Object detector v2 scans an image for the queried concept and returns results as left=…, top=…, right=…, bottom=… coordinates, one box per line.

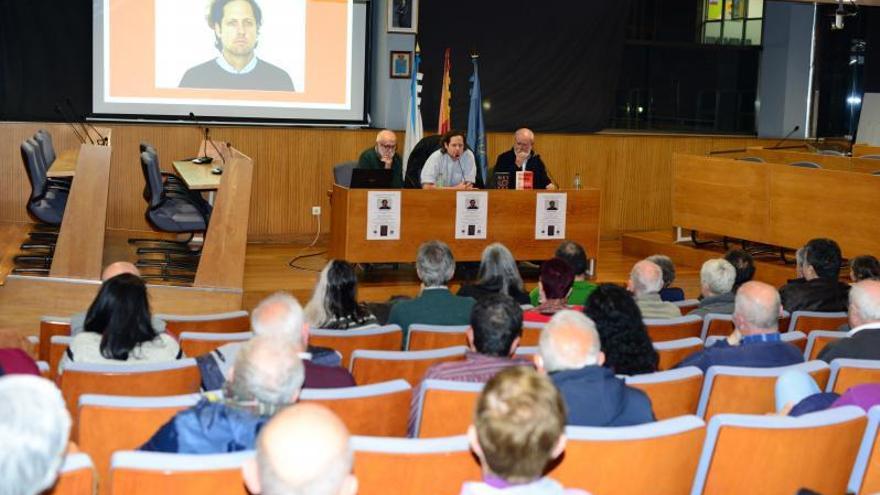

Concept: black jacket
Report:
left=457, top=279, right=531, bottom=305
left=779, top=277, right=850, bottom=313
left=550, top=366, right=655, bottom=427
left=493, top=149, right=552, bottom=189
left=818, top=327, right=880, bottom=362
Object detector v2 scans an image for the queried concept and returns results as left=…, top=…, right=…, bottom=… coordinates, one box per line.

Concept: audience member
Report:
left=793, top=247, right=806, bottom=281
left=59, top=273, right=180, bottom=374
left=199, top=292, right=354, bottom=390
left=536, top=310, right=654, bottom=427
left=819, top=280, right=880, bottom=362
left=776, top=370, right=880, bottom=417
left=0, top=348, right=40, bottom=376
left=676, top=281, right=803, bottom=371
left=462, top=366, right=588, bottom=495
left=584, top=284, right=658, bottom=375
left=779, top=238, right=849, bottom=312
left=0, top=375, right=72, bottom=494
left=491, top=128, right=557, bottom=190
left=304, top=260, right=378, bottom=330
left=410, top=294, right=530, bottom=435
left=688, top=258, right=737, bottom=317
left=628, top=260, right=681, bottom=319
left=458, top=243, right=530, bottom=305
left=420, top=130, right=477, bottom=189
left=388, top=240, right=475, bottom=341
left=529, top=241, right=597, bottom=307
left=525, top=258, right=578, bottom=323
left=242, top=403, right=357, bottom=495
left=724, top=249, right=755, bottom=292
left=850, top=255, right=880, bottom=283
left=70, top=261, right=167, bottom=335
left=357, top=129, right=403, bottom=188
left=142, top=335, right=304, bottom=453
left=647, top=254, right=685, bottom=302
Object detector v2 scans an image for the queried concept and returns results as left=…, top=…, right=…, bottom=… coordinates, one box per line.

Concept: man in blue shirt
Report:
left=676, top=281, right=804, bottom=371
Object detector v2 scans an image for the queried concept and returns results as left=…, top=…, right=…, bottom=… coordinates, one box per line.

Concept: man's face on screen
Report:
left=214, top=0, right=259, bottom=61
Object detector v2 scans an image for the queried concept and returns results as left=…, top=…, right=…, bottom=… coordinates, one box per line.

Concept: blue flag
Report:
left=467, top=57, right=487, bottom=186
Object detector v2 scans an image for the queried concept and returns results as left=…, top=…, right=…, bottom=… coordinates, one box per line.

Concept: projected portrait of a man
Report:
left=179, top=0, right=295, bottom=91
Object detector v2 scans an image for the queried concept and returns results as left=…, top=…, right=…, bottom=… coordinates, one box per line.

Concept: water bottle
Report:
left=437, top=170, right=445, bottom=188
left=573, top=172, right=582, bottom=190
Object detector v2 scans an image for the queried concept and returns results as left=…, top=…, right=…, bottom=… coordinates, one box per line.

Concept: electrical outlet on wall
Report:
left=312, top=206, right=321, bottom=216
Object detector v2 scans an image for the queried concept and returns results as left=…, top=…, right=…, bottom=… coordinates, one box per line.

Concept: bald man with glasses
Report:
left=357, top=129, right=403, bottom=188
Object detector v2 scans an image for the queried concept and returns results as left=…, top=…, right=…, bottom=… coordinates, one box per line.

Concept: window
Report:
left=701, top=0, right=764, bottom=46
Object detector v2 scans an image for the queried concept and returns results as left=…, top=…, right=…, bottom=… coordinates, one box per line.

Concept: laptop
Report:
left=350, top=168, right=394, bottom=189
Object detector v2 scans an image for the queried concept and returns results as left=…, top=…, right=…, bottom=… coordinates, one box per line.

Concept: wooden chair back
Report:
left=692, top=406, right=866, bottom=495
left=406, top=325, right=467, bottom=351
left=850, top=405, right=880, bottom=495
left=43, top=453, right=95, bottom=495
left=108, top=451, right=251, bottom=495
left=625, top=367, right=704, bottom=420
left=415, top=380, right=483, bottom=438
left=550, top=416, right=706, bottom=495
left=300, top=380, right=411, bottom=437
left=178, top=331, right=252, bottom=357
left=310, top=325, right=403, bottom=367
left=828, top=358, right=880, bottom=394
left=350, top=346, right=467, bottom=386
left=40, top=316, right=71, bottom=362
left=653, top=338, right=703, bottom=371
left=644, top=315, right=703, bottom=342
left=78, top=393, right=200, bottom=495
left=700, top=314, right=734, bottom=340
left=352, top=435, right=480, bottom=495
left=804, top=330, right=845, bottom=361
left=49, top=335, right=73, bottom=382
left=697, top=361, right=830, bottom=419
left=788, top=310, right=848, bottom=335
left=158, top=311, right=250, bottom=339
left=520, top=322, right=544, bottom=346
left=673, top=298, right=701, bottom=314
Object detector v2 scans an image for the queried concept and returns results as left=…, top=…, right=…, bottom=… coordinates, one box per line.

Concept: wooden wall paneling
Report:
left=853, top=144, right=880, bottom=157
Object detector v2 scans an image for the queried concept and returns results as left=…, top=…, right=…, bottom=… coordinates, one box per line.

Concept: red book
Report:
left=516, top=171, right=534, bottom=190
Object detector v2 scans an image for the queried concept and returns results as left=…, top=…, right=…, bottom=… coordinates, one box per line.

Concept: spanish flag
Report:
left=437, top=48, right=451, bottom=134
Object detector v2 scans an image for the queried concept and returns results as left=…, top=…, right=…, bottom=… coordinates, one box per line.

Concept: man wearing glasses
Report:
left=493, top=128, right=557, bottom=190
left=357, top=129, right=403, bottom=188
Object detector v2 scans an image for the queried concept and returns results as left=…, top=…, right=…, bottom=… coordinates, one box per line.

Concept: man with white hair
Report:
left=676, top=281, right=804, bottom=371
left=689, top=258, right=737, bottom=317
left=142, top=335, right=305, bottom=453
left=627, top=259, right=681, bottom=319
left=492, top=128, right=557, bottom=190
left=0, top=375, right=72, bottom=494
left=243, top=403, right=357, bottom=495
left=197, top=292, right=355, bottom=390
left=819, top=280, right=880, bottom=362
left=535, top=310, right=654, bottom=427
left=388, top=240, right=475, bottom=343
left=357, top=129, right=403, bottom=188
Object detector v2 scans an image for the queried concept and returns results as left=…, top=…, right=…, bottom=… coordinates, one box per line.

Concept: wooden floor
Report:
left=1, top=222, right=809, bottom=334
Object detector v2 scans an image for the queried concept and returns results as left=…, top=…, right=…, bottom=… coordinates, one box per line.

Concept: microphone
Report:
left=55, top=105, right=86, bottom=144
left=769, top=125, right=801, bottom=150
left=66, top=98, right=106, bottom=145
left=189, top=112, right=213, bottom=164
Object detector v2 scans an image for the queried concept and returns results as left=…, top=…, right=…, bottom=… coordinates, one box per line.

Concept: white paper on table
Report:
left=455, top=191, right=488, bottom=239
left=535, top=192, right=567, bottom=240
left=366, top=191, right=402, bottom=240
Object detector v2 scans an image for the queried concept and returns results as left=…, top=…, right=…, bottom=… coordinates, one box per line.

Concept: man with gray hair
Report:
left=198, top=292, right=354, bottom=390
left=535, top=310, right=654, bottom=427
left=243, top=403, right=357, bottom=495
left=142, top=335, right=305, bottom=453
left=357, top=129, right=403, bottom=188
left=689, top=258, right=737, bottom=317
left=628, top=259, right=681, bottom=319
left=388, top=240, right=475, bottom=344
left=676, top=281, right=803, bottom=371
left=0, top=375, right=71, bottom=495
left=819, top=280, right=880, bottom=362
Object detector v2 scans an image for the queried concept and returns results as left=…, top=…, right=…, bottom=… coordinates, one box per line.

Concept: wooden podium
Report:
left=329, top=186, right=601, bottom=264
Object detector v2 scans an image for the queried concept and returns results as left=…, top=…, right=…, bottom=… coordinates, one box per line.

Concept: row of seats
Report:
left=46, top=405, right=880, bottom=495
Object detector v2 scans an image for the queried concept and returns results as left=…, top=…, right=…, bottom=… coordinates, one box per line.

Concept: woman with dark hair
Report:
left=524, top=258, right=578, bottom=323
left=304, top=260, right=378, bottom=329
left=850, top=255, right=880, bottom=283
left=458, top=243, right=530, bottom=305
left=59, top=274, right=180, bottom=373
left=584, top=284, right=658, bottom=375
left=724, top=249, right=755, bottom=292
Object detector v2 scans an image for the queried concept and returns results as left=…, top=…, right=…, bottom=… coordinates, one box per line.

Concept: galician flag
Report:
left=403, top=47, right=423, bottom=176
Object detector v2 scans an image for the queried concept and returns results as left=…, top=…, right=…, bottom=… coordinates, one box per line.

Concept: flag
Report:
left=467, top=55, right=487, bottom=187
left=403, top=48, right=423, bottom=176
left=437, top=48, right=452, bottom=134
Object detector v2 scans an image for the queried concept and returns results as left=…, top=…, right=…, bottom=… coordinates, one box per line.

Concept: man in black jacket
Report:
left=819, top=280, right=880, bottom=362
left=535, top=310, right=654, bottom=427
left=779, top=238, right=849, bottom=312
left=492, top=128, right=557, bottom=190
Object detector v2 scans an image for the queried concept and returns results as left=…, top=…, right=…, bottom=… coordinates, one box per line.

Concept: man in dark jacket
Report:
left=492, top=128, right=556, bottom=190
left=677, top=281, right=804, bottom=371
left=779, top=238, right=849, bottom=312
left=819, top=280, right=880, bottom=362
left=141, top=335, right=304, bottom=453
left=535, top=310, right=654, bottom=427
